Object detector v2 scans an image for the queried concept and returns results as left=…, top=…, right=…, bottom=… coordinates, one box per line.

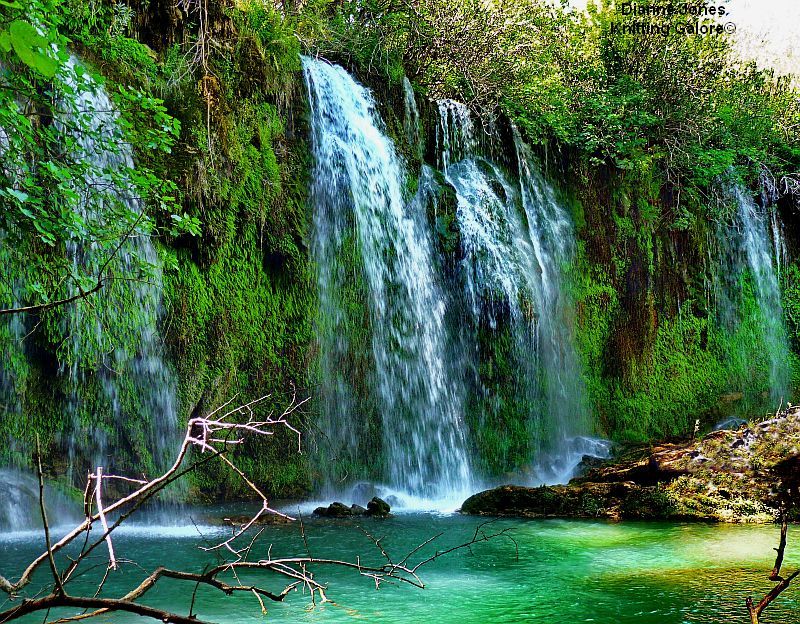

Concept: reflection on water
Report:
left=0, top=514, right=797, bottom=623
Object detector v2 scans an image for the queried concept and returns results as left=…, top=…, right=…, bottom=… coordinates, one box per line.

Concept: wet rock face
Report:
left=313, top=497, right=391, bottom=518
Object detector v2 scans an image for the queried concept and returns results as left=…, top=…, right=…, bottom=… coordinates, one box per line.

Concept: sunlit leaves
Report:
left=0, top=0, right=197, bottom=318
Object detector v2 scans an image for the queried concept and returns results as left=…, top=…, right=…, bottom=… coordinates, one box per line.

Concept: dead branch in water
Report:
left=746, top=508, right=800, bottom=624
left=0, top=393, right=511, bottom=624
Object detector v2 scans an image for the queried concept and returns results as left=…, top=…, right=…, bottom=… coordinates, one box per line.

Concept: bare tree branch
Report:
left=1, top=393, right=507, bottom=624
left=35, top=436, right=64, bottom=596
left=746, top=509, right=800, bottom=623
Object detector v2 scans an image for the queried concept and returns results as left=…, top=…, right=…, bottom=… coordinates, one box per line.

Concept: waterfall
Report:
left=715, top=184, right=791, bottom=403
left=0, top=58, right=181, bottom=528
left=0, top=468, right=80, bottom=534
left=402, top=77, right=423, bottom=159
left=304, top=60, right=605, bottom=498
left=437, top=100, right=479, bottom=171
left=303, top=57, right=473, bottom=504
left=57, top=59, right=180, bottom=486
left=437, top=100, right=601, bottom=484
left=513, top=132, right=599, bottom=481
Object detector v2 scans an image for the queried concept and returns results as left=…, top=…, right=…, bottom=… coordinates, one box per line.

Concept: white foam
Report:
left=288, top=481, right=479, bottom=517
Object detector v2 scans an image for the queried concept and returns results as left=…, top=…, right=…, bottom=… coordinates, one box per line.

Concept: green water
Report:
left=1, top=513, right=798, bottom=623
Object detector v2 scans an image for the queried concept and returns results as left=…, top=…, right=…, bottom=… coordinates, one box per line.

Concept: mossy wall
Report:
left=563, top=162, right=800, bottom=446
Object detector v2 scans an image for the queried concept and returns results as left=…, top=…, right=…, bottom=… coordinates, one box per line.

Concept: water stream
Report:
left=0, top=59, right=181, bottom=529
left=439, top=101, right=600, bottom=484
left=303, top=57, right=473, bottom=504
left=304, top=59, right=606, bottom=502
left=715, top=182, right=791, bottom=404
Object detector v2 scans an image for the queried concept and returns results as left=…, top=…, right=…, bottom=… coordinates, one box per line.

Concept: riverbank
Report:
left=462, top=406, right=800, bottom=523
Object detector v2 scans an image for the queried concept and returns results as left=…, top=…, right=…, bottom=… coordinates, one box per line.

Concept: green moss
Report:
left=163, top=87, right=316, bottom=496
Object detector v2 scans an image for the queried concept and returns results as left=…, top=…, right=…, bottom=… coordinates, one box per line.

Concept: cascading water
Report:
left=402, top=77, right=423, bottom=159
left=0, top=468, right=80, bottom=533
left=513, top=132, right=598, bottom=481
left=0, top=59, right=181, bottom=529
left=303, top=57, right=473, bottom=505
left=58, top=59, right=180, bottom=486
left=438, top=100, right=601, bottom=484
left=715, top=183, right=791, bottom=403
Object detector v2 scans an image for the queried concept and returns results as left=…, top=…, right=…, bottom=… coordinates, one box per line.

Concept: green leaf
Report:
left=7, top=188, right=28, bottom=202
left=8, top=20, right=58, bottom=78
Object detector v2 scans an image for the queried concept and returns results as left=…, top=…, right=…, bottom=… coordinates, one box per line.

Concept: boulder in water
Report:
left=312, top=497, right=391, bottom=518
left=313, top=502, right=353, bottom=517
left=460, top=483, right=674, bottom=520
left=366, top=496, right=391, bottom=517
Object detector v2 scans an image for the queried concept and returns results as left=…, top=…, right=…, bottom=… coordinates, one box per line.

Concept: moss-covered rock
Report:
left=462, top=407, right=800, bottom=523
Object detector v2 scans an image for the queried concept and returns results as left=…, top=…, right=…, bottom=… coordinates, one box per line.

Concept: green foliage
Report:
left=0, top=0, right=192, bottom=317
left=3, top=0, right=800, bottom=500
left=310, top=0, right=798, bottom=224
left=0, top=16, right=59, bottom=77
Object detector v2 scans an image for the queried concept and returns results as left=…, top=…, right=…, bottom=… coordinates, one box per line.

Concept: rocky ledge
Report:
left=462, top=407, right=800, bottom=523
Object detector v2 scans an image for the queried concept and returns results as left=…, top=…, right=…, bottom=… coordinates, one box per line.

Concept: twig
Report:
left=93, top=467, right=117, bottom=571
left=35, top=436, right=64, bottom=596
left=746, top=509, right=800, bottom=623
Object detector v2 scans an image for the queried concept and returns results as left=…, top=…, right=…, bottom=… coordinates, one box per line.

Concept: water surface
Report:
left=1, top=513, right=797, bottom=623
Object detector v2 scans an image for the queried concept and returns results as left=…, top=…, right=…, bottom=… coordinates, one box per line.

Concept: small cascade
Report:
left=0, top=468, right=80, bottom=533
left=303, top=57, right=473, bottom=502
left=736, top=186, right=790, bottom=401
left=437, top=100, right=479, bottom=171
left=0, top=57, right=181, bottom=521
left=714, top=183, right=791, bottom=404
left=513, top=132, right=593, bottom=480
left=770, top=206, right=788, bottom=280
left=57, top=59, right=180, bottom=485
left=402, top=77, right=423, bottom=159
left=437, top=102, right=595, bottom=483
